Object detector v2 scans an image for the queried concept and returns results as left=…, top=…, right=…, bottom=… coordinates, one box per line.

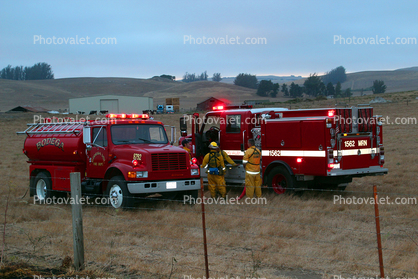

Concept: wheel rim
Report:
left=36, top=179, right=47, bottom=200
left=109, top=184, right=123, bottom=208
left=272, top=174, right=287, bottom=194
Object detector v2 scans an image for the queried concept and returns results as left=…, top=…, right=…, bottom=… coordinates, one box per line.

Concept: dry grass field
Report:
left=0, top=91, right=417, bottom=278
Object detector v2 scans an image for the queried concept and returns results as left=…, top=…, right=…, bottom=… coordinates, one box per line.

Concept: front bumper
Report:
left=327, top=166, right=388, bottom=177
left=127, top=179, right=200, bottom=194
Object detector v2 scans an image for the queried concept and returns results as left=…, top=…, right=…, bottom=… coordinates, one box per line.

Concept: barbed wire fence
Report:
left=1, top=173, right=418, bottom=279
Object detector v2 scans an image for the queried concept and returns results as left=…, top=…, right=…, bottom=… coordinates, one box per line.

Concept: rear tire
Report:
left=33, top=172, right=52, bottom=202
left=106, top=176, right=134, bottom=209
left=267, top=166, right=295, bottom=195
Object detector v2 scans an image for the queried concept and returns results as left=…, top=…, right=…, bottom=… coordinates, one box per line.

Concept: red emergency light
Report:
left=212, top=104, right=253, bottom=111
left=213, top=105, right=224, bottom=110
left=328, top=110, right=335, bottom=117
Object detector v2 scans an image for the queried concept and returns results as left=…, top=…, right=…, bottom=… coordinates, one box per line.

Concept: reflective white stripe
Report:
left=334, top=148, right=379, bottom=157
left=262, top=150, right=325, bottom=157
left=224, top=150, right=245, bottom=156
left=242, top=160, right=248, bottom=163
left=246, top=170, right=260, bottom=175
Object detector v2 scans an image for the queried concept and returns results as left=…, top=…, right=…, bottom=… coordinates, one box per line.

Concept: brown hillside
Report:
left=0, top=77, right=258, bottom=112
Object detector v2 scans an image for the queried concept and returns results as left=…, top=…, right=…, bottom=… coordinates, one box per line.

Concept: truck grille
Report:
left=151, top=153, right=187, bottom=171
left=358, top=108, right=373, bottom=132
left=336, top=108, right=352, bottom=133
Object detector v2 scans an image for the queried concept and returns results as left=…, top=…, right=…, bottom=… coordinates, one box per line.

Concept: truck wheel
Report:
left=106, top=176, right=133, bottom=209
left=267, top=166, right=294, bottom=195
left=34, top=172, right=52, bottom=201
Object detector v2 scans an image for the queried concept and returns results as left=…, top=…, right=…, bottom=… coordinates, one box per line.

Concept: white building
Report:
left=69, top=95, right=153, bottom=114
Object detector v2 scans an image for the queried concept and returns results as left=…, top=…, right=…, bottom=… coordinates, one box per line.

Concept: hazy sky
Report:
left=1, top=0, right=417, bottom=79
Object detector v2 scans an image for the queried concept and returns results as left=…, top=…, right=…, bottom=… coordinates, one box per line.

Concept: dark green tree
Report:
left=182, top=71, right=208, bottom=82
left=303, top=73, right=322, bottom=96
left=335, top=82, right=342, bottom=97
left=289, top=82, right=303, bottom=98
left=372, top=80, right=387, bottom=94
left=281, top=83, right=289, bottom=96
left=234, top=73, right=258, bottom=89
left=160, top=74, right=175, bottom=81
left=271, top=83, right=279, bottom=98
left=322, top=66, right=347, bottom=84
left=326, top=82, right=335, bottom=96
left=24, top=62, right=54, bottom=80
left=257, top=80, right=273, bottom=97
left=319, top=81, right=326, bottom=96
left=344, top=88, right=352, bottom=97
left=1, top=63, right=53, bottom=80
left=212, top=73, right=222, bottom=82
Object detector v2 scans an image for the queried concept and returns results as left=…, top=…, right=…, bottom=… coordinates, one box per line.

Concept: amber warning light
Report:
left=106, top=113, right=149, bottom=119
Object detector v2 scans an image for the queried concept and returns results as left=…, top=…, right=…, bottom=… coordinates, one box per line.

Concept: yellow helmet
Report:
left=209, top=142, right=218, bottom=149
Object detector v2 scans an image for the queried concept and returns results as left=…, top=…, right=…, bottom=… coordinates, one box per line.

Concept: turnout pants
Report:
left=207, top=173, right=226, bottom=198
left=245, top=173, right=262, bottom=198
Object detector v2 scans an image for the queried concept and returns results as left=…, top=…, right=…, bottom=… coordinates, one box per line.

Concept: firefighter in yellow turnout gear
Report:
left=243, top=139, right=262, bottom=198
left=201, top=142, right=227, bottom=198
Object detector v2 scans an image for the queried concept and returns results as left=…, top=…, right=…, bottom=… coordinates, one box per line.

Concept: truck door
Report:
left=220, top=113, right=244, bottom=159
left=86, top=126, right=109, bottom=178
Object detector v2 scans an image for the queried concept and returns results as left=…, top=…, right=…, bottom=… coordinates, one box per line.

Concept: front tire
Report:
left=267, top=166, right=295, bottom=195
left=106, top=176, right=133, bottom=209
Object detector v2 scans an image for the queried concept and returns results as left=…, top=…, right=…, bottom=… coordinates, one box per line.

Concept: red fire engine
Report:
left=179, top=105, right=387, bottom=193
left=18, top=113, right=200, bottom=208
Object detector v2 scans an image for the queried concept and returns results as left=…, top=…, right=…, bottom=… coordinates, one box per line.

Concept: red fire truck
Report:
left=179, top=105, right=387, bottom=193
left=18, top=114, right=200, bottom=208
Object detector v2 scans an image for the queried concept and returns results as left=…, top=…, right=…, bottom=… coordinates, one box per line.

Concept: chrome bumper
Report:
left=127, top=179, right=200, bottom=194
left=327, top=166, right=388, bottom=176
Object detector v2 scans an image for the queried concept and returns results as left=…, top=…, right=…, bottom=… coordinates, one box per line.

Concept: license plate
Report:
left=166, top=182, right=177, bottom=189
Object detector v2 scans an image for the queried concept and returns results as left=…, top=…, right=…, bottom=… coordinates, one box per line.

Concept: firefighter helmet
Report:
left=209, top=142, right=218, bottom=149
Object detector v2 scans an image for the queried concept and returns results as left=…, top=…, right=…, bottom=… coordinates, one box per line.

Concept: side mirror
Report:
left=180, top=117, right=187, bottom=136
left=83, top=127, right=91, bottom=144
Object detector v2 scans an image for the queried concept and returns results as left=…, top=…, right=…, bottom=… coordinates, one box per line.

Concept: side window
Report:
left=226, top=115, right=241, bottom=133
left=92, top=127, right=108, bottom=147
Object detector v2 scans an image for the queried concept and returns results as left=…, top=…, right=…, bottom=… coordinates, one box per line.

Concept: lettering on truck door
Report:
left=87, top=127, right=109, bottom=178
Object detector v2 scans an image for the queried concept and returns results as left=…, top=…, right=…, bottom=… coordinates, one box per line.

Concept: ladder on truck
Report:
left=17, top=122, right=85, bottom=136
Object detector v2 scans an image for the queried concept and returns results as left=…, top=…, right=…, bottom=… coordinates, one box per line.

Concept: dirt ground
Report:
left=0, top=92, right=417, bottom=279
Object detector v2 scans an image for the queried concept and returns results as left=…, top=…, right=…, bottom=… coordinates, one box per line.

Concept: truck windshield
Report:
left=111, top=124, right=168, bottom=145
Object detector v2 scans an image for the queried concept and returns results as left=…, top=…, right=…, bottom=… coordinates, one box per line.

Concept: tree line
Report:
left=232, top=66, right=386, bottom=98
left=0, top=62, right=54, bottom=80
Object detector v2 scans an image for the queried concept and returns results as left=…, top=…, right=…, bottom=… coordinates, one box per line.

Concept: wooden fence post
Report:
left=373, top=185, right=385, bottom=278
left=70, top=172, right=85, bottom=271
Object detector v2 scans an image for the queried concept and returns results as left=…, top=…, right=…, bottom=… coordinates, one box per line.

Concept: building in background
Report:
left=69, top=95, right=153, bottom=114
left=196, top=97, right=228, bottom=111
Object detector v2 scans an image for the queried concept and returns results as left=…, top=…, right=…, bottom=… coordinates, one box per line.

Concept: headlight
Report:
left=136, top=171, right=148, bottom=178
left=191, top=168, right=199, bottom=176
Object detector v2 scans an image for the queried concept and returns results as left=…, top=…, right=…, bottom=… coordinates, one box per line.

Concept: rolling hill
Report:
left=1, top=66, right=418, bottom=111
left=0, top=77, right=258, bottom=112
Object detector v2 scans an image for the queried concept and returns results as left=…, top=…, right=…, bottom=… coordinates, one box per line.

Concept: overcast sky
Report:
left=1, top=0, right=417, bottom=79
